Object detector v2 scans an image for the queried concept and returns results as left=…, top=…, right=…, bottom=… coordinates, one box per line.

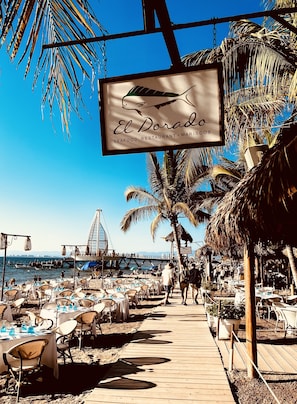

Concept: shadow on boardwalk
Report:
left=85, top=293, right=235, bottom=403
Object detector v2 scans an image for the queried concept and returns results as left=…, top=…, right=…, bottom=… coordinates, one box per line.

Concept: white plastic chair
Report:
left=279, top=308, right=297, bottom=337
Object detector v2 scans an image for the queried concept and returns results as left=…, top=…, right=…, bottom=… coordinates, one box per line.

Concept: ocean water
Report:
left=0, top=256, right=160, bottom=287
left=0, top=257, right=72, bottom=286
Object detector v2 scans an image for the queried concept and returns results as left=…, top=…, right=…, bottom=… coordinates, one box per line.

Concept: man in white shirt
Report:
left=161, top=262, right=174, bottom=305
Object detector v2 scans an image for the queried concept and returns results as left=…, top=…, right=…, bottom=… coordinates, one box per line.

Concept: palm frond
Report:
left=124, top=186, right=160, bottom=205
left=172, top=202, right=198, bottom=226
left=120, top=205, right=159, bottom=232
left=147, top=152, right=165, bottom=196
left=150, top=213, right=164, bottom=240
left=211, top=165, right=242, bottom=181
left=0, top=0, right=106, bottom=134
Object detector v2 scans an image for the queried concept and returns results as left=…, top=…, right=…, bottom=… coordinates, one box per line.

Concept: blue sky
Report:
left=0, top=0, right=263, bottom=256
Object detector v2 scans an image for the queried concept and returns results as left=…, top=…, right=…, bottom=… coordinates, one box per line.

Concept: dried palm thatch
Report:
left=205, top=121, right=297, bottom=253
left=165, top=224, right=193, bottom=244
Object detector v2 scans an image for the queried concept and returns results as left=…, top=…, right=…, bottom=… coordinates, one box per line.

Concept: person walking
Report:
left=179, top=265, right=190, bottom=305
left=188, top=264, right=202, bottom=304
left=161, top=262, right=174, bottom=305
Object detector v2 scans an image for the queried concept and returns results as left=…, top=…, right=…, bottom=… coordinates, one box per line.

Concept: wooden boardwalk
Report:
left=85, top=293, right=235, bottom=404
left=217, top=329, right=297, bottom=374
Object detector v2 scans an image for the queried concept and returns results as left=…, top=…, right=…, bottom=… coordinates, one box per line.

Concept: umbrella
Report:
left=80, top=261, right=99, bottom=271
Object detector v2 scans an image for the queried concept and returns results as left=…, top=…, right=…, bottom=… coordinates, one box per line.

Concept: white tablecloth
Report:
left=0, top=330, right=58, bottom=378
left=40, top=306, right=88, bottom=327
left=113, top=296, right=129, bottom=322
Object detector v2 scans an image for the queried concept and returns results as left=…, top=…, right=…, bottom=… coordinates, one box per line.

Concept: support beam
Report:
left=142, top=0, right=183, bottom=68
left=42, top=7, right=297, bottom=52
left=244, top=242, right=258, bottom=379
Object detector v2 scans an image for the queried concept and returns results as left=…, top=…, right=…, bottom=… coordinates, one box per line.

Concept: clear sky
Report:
left=0, top=0, right=263, bottom=256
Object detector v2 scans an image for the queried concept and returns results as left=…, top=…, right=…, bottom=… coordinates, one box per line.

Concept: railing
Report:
left=228, top=328, right=281, bottom=404
left=203, top=291, right=281, bottom=403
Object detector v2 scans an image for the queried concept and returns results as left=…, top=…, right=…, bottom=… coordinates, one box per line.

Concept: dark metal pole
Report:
left=42, top=7, right=297, bottom=50
left=1, top=235, right=7, bottom=301
left=73, top=250, right=76, bottom=290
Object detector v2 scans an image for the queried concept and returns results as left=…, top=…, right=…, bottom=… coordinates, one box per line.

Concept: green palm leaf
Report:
left=0, top=0, right=106, bottom=134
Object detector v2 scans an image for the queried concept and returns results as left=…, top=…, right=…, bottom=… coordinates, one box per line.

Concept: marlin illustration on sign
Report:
left=122, top=85, right=196, bottom=115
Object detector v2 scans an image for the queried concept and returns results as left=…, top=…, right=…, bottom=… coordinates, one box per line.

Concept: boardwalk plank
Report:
left=216, top=332, right=297, bottom=374
left=85, top=294, right=235, bottom=403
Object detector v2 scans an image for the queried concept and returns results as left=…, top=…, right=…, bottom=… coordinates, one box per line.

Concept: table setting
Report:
left=0, top=320, right=58, bottom=378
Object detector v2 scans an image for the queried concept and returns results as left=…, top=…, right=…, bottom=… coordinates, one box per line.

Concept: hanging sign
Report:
left=180, top=246, right=192, bottom=255
left=99, top=63, right=224, bottom=155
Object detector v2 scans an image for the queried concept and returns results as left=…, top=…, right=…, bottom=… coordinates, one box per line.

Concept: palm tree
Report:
left=120, top=150, right=211, bottom=271
left=0, top=1, right=106, bottom=133
left=182, top=4, right=297, bottom=149
left=183, top=2, right=297, bottom=285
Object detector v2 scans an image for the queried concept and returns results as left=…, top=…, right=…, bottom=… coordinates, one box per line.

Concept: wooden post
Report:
left=244, top=242, right=258, bottom=378
left=228, top=324, right=235, bottom=371
left=216, top=300, right=221, bottom=340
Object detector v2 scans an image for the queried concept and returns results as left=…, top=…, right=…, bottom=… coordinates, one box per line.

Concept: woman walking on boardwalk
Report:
left=188, top=264, right=202, bottom=304
left=179, top=266, right=190, bottom=305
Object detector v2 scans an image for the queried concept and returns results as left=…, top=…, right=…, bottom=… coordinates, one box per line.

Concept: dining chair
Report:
left=60, top=280, right=72, bottom=289
left=139, top=284, right=149, bottom=301
left=125, top=289, right=138, bottom=308
left=54, top=319, right=77, bottom=364
left=112, top=292, right=125, bottom=298
left=257, top=295, right=282, bottom=320
left=39, top=284, right=53, bottom=301
left=93, top=302, right=106, bottom=334
left=272, top=303, right=287, bottom=333
left=42, top=302, right=57, bottom=310
left=58, top=289, right=73, bottom=298
left=101, top=299, right=118, bottom=323
left=36, top=289, right=49, bottom=308
left=4, top=289, right=19, bottom=303
left=3, top=338, right=48, bottom=402
left=11, top=298, right=25, bottom=318
left=279, top=307, right=297, bottom=337
left=74, top=311, right=98, bottom=349
left=78, top=298, right=95, bottom=308
left=0, top=303, right=8, bottom=320
left=72, top=291, right=85, bottom=299
left=39, top=284, right=52, bottom=292
left=26, top=311, right=54, bottom=330
left=286, top=295, right=297, bottom=305
left=20, top=284, right=32, bottom=299
left=79, top=278, right=89, bottom=288
left=55, top=297, right=72, bottom=306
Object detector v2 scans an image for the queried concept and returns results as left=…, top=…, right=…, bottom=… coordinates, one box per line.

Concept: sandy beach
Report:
left=0, top=287, right=163, bottom=403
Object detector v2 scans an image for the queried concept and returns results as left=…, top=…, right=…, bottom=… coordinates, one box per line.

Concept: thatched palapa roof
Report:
left=165, top=224, right=193, bottom=243
left=205, top=122, right=297, bottom=253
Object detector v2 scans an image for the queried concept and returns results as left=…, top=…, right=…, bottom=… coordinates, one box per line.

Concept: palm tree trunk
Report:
left=171, top=221, right=183, bottom=271
left=286, top=245, right=297, bottom=292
